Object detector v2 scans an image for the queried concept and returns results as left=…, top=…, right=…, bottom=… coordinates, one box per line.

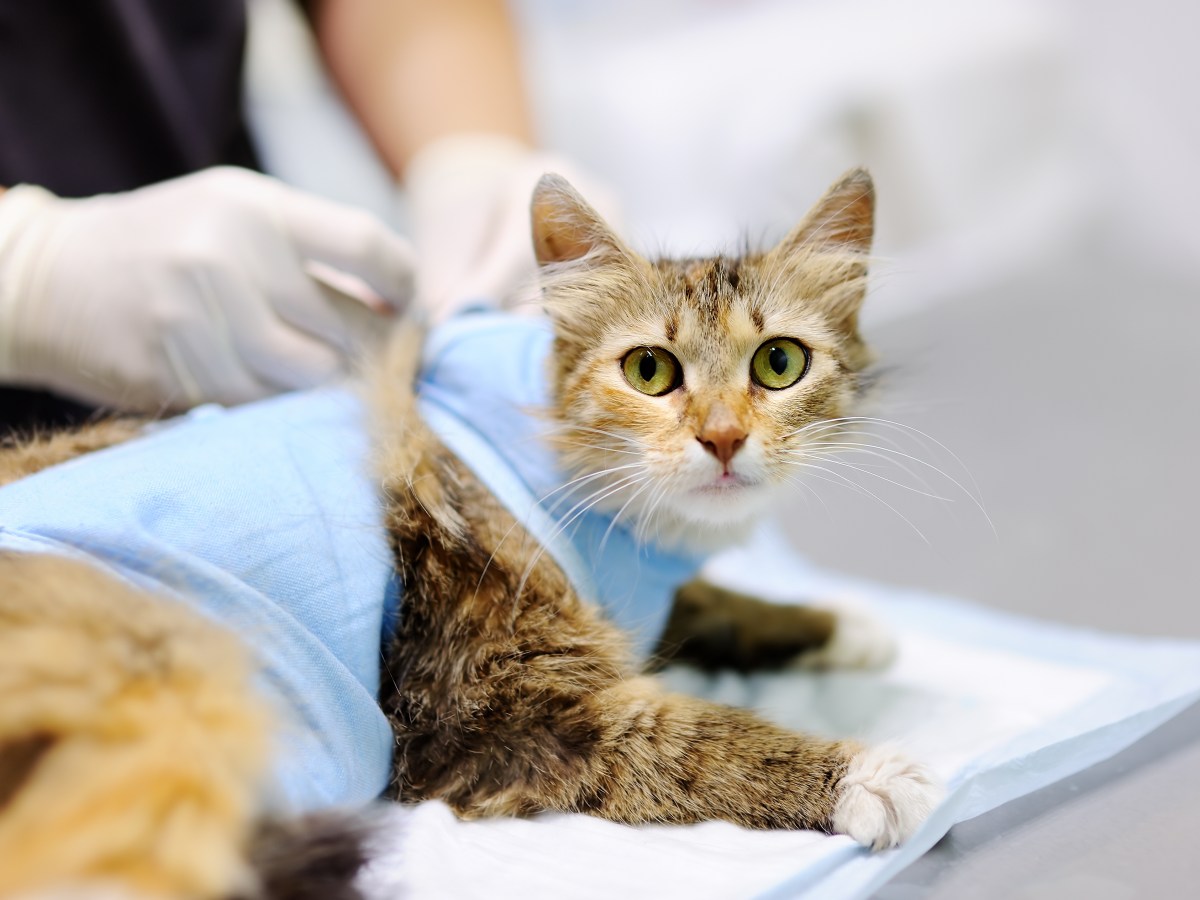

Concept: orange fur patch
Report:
left=0, top=553, right=270, bottom=899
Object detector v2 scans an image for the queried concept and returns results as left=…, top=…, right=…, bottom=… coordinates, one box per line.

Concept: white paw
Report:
left=793, top=605, right=897, bottom=670
left=831, top=744, right=944, bottom=850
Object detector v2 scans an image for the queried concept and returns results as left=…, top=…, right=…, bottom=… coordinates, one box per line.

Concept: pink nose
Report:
left=697, top=426, right=747, bottom=466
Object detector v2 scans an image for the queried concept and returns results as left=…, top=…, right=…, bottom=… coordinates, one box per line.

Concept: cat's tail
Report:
left=0, top=550, right=265, bottom=898
left=369, top=318, right=468, bottom=541
left=0, top=551, right=377, bottom=900
left=238, top=811, right=377, bottom=900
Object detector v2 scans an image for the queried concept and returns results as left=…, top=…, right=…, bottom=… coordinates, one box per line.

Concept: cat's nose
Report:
left=697, top=426, right=748, bottom=466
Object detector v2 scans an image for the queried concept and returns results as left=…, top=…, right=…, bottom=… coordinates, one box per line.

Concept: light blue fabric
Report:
left=0, top=312, right=701, bottom=813
left=0, top=391, right=397, bottom=814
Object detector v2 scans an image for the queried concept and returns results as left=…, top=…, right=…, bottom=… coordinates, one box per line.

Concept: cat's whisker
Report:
left=636, top=477, right=677, bottom=545
left=557, top=440, right=643, bottom=457
left=553, top=473, right=649, bottom=543
left=470, top=465, right=649, bottom=605
left=516, top=468, right=652, bottom=580
left=625, top=474, right=665, bottom=544
left=788, top=453, right=954, bottom=502
left=784, top=459, right=933, bottom=545
left=514, top=472, right=650, bottom=601
left=803, top=434, right=956, bottom=494
left=836, top=422, right=995, bottom=538
left=785, top=418, right=870, bottom=440
left=789, top=423, right=950, bottom=498
left=796, top=443, right=946, bottom=498
left=545, top=423, right=651, bottom=450
left=471, top=516, right=536, bottom=601
left=818, top=416, right=987, bottom=499
left=632, top=479, right=666, bottom=545
left=598, top=477, right=659, bottom=556
left=539, top=463, right=648, bottom=516
left=532, top=473, right=649, bottom=566
left=781, top=472, right=833, bottom=517
left=788, top=417, right=995, bottom=537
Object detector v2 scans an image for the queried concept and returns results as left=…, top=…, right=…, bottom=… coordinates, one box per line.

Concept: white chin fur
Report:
left=594, top=446, right=778, bottom=552
left=628, top=483, right=773, bottom=552
left=645, top=512, right=756, bottom=554
left=676, top=479, right=771, bottom=521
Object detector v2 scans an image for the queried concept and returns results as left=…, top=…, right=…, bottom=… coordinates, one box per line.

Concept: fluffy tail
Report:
left=0, top=552, right=269, bottom=898
left=0, top=552, right=380, bottom=900
left=239, top=812, right=376, bottom=900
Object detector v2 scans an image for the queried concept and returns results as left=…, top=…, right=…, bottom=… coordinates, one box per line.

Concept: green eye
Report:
left=622, top=346, right=682, bottom=396
left=751, top=338, right=808, bottom=389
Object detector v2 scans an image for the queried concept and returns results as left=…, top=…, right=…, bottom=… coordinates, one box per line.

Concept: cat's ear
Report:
left=531, top=174, right=627, bottom=266
left=769, top=169, right=875, bottom=333
left=773, top=168, right=875, bottom=259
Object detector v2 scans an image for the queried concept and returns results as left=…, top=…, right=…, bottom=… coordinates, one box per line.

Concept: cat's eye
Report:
left=751, top=338, right=808, bottom=390
left=622, top=346, right=682, bottom=396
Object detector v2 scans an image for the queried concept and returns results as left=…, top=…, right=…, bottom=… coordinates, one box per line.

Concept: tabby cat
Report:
left=0, top=169, right=941, bottom=899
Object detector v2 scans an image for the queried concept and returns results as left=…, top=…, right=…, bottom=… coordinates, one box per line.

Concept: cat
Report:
left=0, top=169, right=941, bottom=899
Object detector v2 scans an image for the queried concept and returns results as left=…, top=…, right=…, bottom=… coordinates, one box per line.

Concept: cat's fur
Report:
left=0, top=170, right=941, bottom=898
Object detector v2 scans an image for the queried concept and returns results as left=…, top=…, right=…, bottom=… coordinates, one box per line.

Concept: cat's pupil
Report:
left=639, top=352, right=657, bottom=382
left=768, top=346, right=788, bottom=375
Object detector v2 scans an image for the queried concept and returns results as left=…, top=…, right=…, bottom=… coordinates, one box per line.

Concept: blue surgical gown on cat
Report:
left=0, top=313, right=703, bottom=813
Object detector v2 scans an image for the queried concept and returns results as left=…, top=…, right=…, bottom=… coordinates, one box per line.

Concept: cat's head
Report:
left=531, top=170, right=875, bottom=551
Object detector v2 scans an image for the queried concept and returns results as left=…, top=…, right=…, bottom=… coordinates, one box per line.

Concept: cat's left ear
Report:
left=773, top=168, right=875, bottom=258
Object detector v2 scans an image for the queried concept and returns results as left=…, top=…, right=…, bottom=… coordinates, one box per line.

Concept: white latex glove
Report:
left=0, top=167, right=415, bottom=411
left=404, top=133, right=621, bottom=321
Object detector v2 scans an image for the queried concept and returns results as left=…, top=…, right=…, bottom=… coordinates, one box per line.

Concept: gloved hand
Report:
left=0, top=167, right=416, bottom=411
left=404, top=133, right=621, bottom=320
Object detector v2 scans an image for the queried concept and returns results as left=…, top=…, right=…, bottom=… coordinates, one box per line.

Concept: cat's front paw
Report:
left=830, top=745, right=943, bottom=850
left=792, top=604, right=897, bottom=670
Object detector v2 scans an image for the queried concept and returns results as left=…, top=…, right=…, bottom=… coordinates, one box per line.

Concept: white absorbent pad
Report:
left=357, top=537, right=1200, bottom=899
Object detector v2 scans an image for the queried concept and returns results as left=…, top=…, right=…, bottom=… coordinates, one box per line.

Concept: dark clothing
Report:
left=0, top=0, right=261, bottom=430
left=0, top=0, right=259, bottom=196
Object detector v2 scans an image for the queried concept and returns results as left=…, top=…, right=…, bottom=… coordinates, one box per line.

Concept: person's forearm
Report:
left=310, top=0, right=534, bottom=179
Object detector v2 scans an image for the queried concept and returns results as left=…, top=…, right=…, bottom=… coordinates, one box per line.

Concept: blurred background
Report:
left=246, top=0, right=1199, bottom=631
left=245, top=0, right=1199, bottom=894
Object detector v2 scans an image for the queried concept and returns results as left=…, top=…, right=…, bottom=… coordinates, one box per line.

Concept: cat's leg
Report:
left=563, top=677, right=938, bottom=849
left=0, top=552, right=270, bottom=898
left=0, top=418, right=144, bottom=487
left=653, top=578, right=896, bottom=673
left=386, top=577, right=938, bottom=847
left=383, top=499, right=940, bottom=848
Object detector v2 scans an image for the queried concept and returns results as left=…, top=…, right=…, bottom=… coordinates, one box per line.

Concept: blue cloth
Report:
left=0, top=312, right=702, bottom=812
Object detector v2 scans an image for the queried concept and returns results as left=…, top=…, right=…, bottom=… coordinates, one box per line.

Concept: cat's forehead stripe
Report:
left=651, top=255, right=772, bottom=341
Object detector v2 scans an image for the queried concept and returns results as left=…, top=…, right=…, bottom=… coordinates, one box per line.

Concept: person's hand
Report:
left=0, top=167, right=415, bottom=411
left=404, top=134, right=621, bottom=320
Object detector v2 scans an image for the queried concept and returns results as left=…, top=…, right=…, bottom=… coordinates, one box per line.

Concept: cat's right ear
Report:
left=531, top=174, right=626, bottom=267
